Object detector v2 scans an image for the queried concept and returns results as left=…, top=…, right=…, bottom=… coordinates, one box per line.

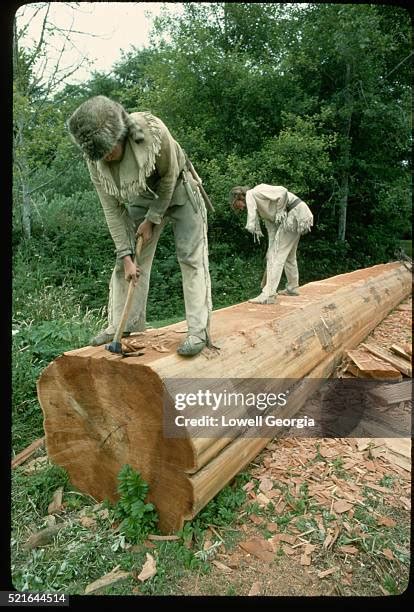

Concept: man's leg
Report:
left=279, top=235, right=300, bottom=295
left=92, top=207, right=165, bottom=345
left=260, top=228, right=300, bottom=298
left=169, top=176, right=212, bottom=355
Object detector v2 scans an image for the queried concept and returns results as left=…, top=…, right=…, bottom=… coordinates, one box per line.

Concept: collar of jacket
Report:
left=88, top=112, right=162, bottom=200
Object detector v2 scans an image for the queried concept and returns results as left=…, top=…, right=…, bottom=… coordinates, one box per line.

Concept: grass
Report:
left=399, top=239, right=412, bottom=258
left=11, top=461, right=250, bottom=595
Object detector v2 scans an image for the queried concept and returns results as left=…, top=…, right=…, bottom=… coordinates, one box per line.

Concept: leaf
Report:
left=377, top=516, right=396, bottom=528
left=248, top=582, right=261, bottom=596
left=85, top=566, right=130, bottom=594
left=137, top=553, right=157, bottom=582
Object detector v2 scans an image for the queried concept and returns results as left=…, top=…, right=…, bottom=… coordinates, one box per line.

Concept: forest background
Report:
left=12, top=2, right=412, bottom=453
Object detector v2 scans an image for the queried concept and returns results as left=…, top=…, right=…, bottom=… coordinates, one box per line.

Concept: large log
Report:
left=37, top=262, right=411, bottom=532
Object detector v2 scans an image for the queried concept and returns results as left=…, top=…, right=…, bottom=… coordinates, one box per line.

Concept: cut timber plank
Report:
left=361, top=342, right=412, bottom=377
left=368, top=380, right=412, bottom=406
left=37, top=262, right=412, bottom=533
left=389, top=344, right=412, bottom=362
left=345, top=349, right=403, bottom=381
left=12, top=437, right=45, bottom=468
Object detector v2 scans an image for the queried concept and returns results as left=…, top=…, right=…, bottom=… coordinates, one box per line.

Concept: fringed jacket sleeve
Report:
left=87, top=160, right=135, bottom=259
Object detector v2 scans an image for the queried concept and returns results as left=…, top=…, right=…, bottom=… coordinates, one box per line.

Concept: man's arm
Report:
left=87, top=160, right=134, bottom=259
left=144, top=123, right=182, bottom=225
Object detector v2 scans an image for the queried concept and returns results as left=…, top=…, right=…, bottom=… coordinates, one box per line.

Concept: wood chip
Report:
left=23, top=526, right=62, bottom=550
left=248, top=582, right=261, bottom=596
left=382, top=548, right=394, bottom=561
left=333, top=500, right=353, bottom=514
left=239, top=538, right=274, bottom=562
left=389, top=344, right=412, bottom=362
left=211, top=560, right=233, bottom=573
left=137, top=553, right=157, bottom=582
left=79, top=516, right=96, bottom=529
left=281, top=544, right=296, bottom=556
left=278, top=534, right=297, bottom=545
left=147, top=534, right=179, bottom=541
left=266, top=523, right=278, bottom=533
left=22, top=455, right=49, bottom=474
left=318, top=567, right=339, bottom=578
left=346, top=349, right=402, bottom=380
left=242, top=481, right=256, bottom=492
left=256, top=492, right=272, bottom=507
left=47, top=487, right=64, bottom=515
left=360, top=342, right=412, bottom=377
left=337, top=545, right=359, bottom=555
left=377, top=516, right=397, bottom=528
left=259, top=478, right=274, bottom=493
left=85, top=566, right=130, bottom=594
left=300, top=553, right=312, bottom=566
left=318, top=445, right=338, bottom=458
left=151, top=344, right=170, bottom=353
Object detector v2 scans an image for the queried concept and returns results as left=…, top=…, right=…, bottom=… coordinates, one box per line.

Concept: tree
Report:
left=282, top=4, right=412, bottom=245
left=13, top=3, right=94, bottom=239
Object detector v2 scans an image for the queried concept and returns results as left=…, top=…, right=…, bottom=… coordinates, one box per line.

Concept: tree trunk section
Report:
left=37, top=262, right=411, bottom=532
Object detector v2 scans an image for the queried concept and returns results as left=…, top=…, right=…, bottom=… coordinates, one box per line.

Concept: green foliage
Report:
left=112, top=465, right=159, bottom=543
left=12, top=464, right=70, bottom=517
left=192, top=472, right=249, bottom=528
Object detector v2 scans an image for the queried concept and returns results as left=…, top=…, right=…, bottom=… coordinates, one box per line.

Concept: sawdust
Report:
left=176, top=295, right=412, bottom=596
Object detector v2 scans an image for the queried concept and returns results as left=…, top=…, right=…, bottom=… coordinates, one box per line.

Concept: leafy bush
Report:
left=112, top=465, right=159, bottom=543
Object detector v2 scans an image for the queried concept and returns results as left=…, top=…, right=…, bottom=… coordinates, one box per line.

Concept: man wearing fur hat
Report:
left=230, top=184, right=313, bottom=304
left=68, top=95, right=212, bottom=356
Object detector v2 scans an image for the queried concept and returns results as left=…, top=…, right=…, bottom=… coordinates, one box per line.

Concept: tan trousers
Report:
left=104, top=172, right=212, bottom=341
left=262, top=219, right=300, bottom=297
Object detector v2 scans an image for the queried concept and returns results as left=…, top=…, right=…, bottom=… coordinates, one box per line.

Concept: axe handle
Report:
left=186, top=159, right=215, bottom=213
left=112, top=235, right=144, bottom=346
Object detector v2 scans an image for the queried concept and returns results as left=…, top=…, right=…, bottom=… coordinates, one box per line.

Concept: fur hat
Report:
left=229, top=185, right=250, bottom=209
left=67, top=95, right=145, bottom=161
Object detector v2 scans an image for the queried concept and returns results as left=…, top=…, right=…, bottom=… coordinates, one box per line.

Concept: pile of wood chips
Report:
left=222, top=296, right=412, bottom=580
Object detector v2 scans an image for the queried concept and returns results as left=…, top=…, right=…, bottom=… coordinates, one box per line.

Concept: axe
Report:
left=105, top=235, right=144, bottom=355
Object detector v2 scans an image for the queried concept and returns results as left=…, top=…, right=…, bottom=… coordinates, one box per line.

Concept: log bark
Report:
left=37, top=262, right=411, bottom=532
